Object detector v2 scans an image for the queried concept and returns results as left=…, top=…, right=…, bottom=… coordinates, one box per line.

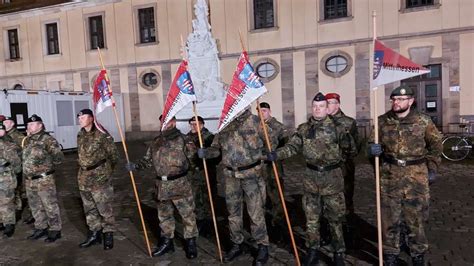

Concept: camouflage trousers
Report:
left=381, top=163, right=429, bottom=256
left=262, top=162, right=284, bottom=225
left=303, top=191, right=346, bottom=252
left=341, top=159, right=355, bottom=214
left=79, top=184, right=115, bottom=233
left=156, top=176, right=198, bottom=239
left=14, top=173, right=32, bottom=218
left=225, top=170, right=269, bottom=245
left=189, top=168, right=211, bottom=221
left=25, top=174, right=62, bottom=231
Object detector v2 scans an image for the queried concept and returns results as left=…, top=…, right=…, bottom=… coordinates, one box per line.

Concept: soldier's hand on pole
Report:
left=368, top=143, right=383, bottom=157
left=428, top=170, right=436, bottom=185
left=266, top=151, right=278, bottom=162
left=125, top=162, right=137, bottom=172
left=197, top=148, right=208, bottom=159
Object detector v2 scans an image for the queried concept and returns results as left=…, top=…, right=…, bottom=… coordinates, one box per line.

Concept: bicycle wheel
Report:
left=442, top=136, right=470, bottom=161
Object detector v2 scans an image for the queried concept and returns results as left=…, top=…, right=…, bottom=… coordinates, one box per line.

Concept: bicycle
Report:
left=442, top=123, right=473, bottom=161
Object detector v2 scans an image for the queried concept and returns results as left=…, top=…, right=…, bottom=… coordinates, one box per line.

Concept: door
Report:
left=54, top=95, right=91, bottom=149
left=10, top=102, right=28, bottom=132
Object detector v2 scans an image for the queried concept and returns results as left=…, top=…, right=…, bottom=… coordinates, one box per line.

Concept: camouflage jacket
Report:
left=7, top=128, right=25, bottom=148
left=0, top=137, right=22, bottom=188
left=332, top=110, right=360, bottom=158
left=185, top=127, right=214, bottom=169
left=77, top=126, right=119, bottom=188
left=377, top=110, right=443, bottom=172
left=207, top=110, right=264, bottom=171
left=276, top=116, right=357, bottom=166
left=136, top=127, right=196, bottom=177
left=22, top=130, right=64, bottom=177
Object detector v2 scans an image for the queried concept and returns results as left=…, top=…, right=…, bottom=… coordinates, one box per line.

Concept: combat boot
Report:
left=383, top=254, right=398, bottom=266
left=79, top=230, right=102, bottom=248
left=412, top=254, right=425, bottom=266
left=185, top=237, right=197, bottom=259
left=224, top=243, right=243, bottom=262
left=152, top=237, right=174, bottom=257
left=303, top=248, right=319, bottom=266
left=103, top=232, right=114, bottom=250
left=334, top=252, right=345, bottom=266
left=44, top=230, right=61, bottom=243
left=27, top=228, right=48, bottom=240
left=254, top=244, right=269, bottom=266
left=3, top=224, right=15, bottom=238
left=0, top=223, right=4, bottom=231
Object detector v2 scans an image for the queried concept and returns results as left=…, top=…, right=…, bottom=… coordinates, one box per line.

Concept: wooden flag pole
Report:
left=180, top=35, right=223, bottom=262
left=237, top=30, right=300, bottom=266
left=97, top=48, right=153, bottom=258
left=372, top=11, right=384, bottom=266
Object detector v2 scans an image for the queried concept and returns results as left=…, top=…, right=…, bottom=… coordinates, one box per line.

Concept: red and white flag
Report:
left=92, top=70, right=114, bottom=134
left=372, top=39, right=430, bottom=88
left=217, top=51, right=267, bottom=132
left=161, top=60, right=196, bottom=131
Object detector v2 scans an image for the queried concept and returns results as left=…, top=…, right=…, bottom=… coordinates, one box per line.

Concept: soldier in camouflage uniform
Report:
left=185, top=116, right=214, bottom=236
left=3, top=116, right=33, bottom=224
left=326, top=93, right=359, bottom=215
left=127, top=116, right=198, bottom=259
left=258, top=102, right=290, bottom=228
left=198, top=109, right=270, bottom=265
left=23, top=114, right=64, bottom=243
left=267, top=93, right=357, bottom=266
left=76, top=109, right=119, bottom=250
left=0, top=121, right=22, bottom=237
left=368, top=86, right=442, bottom=266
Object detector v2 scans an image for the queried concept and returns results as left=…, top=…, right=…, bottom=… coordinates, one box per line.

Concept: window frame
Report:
left=318, top=0, right=353, bottom=23
left=84, top=13, right=106, bottom=50
left=139, top=69, right=161, bottom=90
left=400, top=0, right=440, bottom=13
left=320, top=50, right=353, bottom=78
left=248, top=0, right=278, bottom=33
left=137, top=6, right=157, bottom=44
left=7, top=28, right=20, bottom=60
left=44, top=22, right=60, bottom=55
left=253, top=58, right=280, bottom=83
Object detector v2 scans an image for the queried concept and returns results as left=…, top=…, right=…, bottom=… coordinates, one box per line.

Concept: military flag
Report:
left=372, top=39, right=430, bottom=88
left=93, top=70, right=114, bottom=113
left=217, top=51, right=267, bottom=131
left=161, top=60, right=196, bottom=131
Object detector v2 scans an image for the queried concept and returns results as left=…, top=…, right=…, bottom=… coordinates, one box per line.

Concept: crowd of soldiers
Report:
left=0, top=85, right=442, bottom=266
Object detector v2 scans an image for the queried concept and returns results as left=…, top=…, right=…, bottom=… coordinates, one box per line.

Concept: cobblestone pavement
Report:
left=0, top=141, right=473, bottom=265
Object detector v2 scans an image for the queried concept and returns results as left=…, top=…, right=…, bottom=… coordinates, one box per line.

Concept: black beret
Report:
left=188, top=116, right=204, bottom=124
left=259, top=102, right=271, bottom=109
left=313, top=92, right=326, bottom=102
left=77, top=109, right=94, bottom=118
left=390, top=85, right=414, bottom=98
left=0, top=122, right=5, bottom=130
left=27, top=114, right=43, bottom=123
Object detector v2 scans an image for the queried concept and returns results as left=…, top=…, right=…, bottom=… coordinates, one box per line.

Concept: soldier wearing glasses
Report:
left=368, top=86, right=442, bottom=266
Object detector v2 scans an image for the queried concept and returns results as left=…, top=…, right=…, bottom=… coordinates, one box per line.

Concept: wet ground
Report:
left=1, top=141, right=474, bottom=265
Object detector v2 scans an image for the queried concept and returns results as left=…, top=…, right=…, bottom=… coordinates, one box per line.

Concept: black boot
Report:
left=412, top=254, right=425, bottom=266
left=79, top=230, right=102, bottom=248
left=23, top=216, right=35, bottom=225
left=45, top=230, right=61, bottom=243
left=27, top=229, right=48, bottom=240
left=303, top=248, right=319, bottom=266
left=254, top=244, right=269, bottom=266
left=152, top=238, right=174, bottom=257
left=224, top=243, right=243, bottom=262
left=0, top=223, right=4, bottom=231
left=103, top=232, right=114, bottom=250
left=185, top=237, right=198, bottom=259
left=334, top=252, right=345, bottom=266
left=3, top=224, right=15, bottom=238
left=383, top=254, right=398, bottom=266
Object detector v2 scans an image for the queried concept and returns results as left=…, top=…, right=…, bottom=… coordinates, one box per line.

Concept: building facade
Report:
left=0, top=0, right=473, bottom=138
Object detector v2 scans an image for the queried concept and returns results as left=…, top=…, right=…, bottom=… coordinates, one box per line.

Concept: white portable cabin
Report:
left=0, top=90, right=124, bottom=149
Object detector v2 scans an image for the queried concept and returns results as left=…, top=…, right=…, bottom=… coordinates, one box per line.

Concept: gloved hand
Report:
left=266, top=151, right=278, bottom=162
left=197, top=148, right=208, bottom=159
left=368, top=143, right=383, bottom=157
left=428, top=170, right=436, bottom=185
left=125, top=162, right=137, bottom=172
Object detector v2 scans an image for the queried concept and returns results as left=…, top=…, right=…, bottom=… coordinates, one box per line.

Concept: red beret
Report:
left=325, top=93, right=340, bottom=102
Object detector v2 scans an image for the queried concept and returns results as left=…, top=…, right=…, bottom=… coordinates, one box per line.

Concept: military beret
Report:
left=27, top=114, right=42, bottom=123
left=0, top=122, right=5, bottom=130
left=188, top=116, right=204, bottom=124
left=325, top=93, right=340, bottom=103
left=77, top=108, right=94, bottom=117
left=390, top=85, right=414, bottom=98
left=313, top=92, right=326, bottom=102
left=259, top=102, right=271, bottom=109
left=0, top=115, right=5, bottom=121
